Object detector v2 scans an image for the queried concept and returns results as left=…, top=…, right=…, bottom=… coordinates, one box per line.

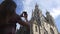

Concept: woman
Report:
left=0, top=0, right=30, bottom=34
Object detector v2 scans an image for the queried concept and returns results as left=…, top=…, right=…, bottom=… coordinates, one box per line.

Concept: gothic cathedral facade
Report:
left=30, top=4, right=58, bottom=34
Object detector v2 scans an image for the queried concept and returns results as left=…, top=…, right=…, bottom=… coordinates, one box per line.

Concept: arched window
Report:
left=50, top=28, right=54, bottom=34
left=35, top=26, right=38, bottom=32
left=44, top=28, right=48, bottom=34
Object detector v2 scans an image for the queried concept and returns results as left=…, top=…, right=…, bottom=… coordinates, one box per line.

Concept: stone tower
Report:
left=30, top=4, right=58, bottom=34
left=30, top=4, right=42, bottom=34
left=46, top=11, right=55, bottom=26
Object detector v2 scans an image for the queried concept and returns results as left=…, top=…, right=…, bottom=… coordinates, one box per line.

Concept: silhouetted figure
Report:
left=0, top=0, right=30, bottom=34
left=19, top=12, right=30, bottom=34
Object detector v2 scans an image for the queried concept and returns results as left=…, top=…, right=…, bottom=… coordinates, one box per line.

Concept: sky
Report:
left=0, top=0, right=60, bottom=32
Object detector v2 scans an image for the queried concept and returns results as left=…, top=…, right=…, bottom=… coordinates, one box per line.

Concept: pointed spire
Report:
left=46, top=10, right=50, bottom=15
left=35, top=3, right=39, bottom=8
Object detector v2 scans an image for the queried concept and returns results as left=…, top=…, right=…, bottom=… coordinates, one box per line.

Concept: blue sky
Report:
left=0, top=0, right=60, bottom=32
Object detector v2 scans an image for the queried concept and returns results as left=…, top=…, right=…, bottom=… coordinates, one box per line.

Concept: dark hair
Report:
left=0, top=0, right=17, bottom=16
left=23, top=12, right=27, bottom=15
left=1, top=0, right=17, bottom=8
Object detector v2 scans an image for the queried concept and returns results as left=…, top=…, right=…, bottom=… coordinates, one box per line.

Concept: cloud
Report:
left=50, top=7, right=60, bottom=19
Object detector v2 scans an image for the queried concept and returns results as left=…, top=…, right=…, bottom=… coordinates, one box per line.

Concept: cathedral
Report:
left=30, top=4, right=58, bottom=34
left=17, top=4, right=59, bottom=34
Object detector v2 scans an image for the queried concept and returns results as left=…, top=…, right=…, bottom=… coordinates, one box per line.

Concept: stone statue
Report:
left=0, top=0, right=30, bottom=34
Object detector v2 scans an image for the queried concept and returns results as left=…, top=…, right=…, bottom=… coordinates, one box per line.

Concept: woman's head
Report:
left=5, top=0, right=17, bottom=15
left=23, top=11, right=28, bottom=18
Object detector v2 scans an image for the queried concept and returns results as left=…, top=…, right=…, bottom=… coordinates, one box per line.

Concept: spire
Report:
left=31, top=3, right=42, bottom=18
left=46, top=10, right=55, bottom=26
left=35, top=3, right=39, bottom=9
left=35, top=3, right=38, bottom=7
left=46, top=10, right=50, bottom=15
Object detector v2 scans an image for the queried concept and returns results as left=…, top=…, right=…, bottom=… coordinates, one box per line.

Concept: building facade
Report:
left=30, top=4, right=58, bottom=34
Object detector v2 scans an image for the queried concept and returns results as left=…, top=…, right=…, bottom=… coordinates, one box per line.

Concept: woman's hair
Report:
left=0, top=0, right=17, bottom=17
left=23, top=12, right=27, bottom=15
left=1, top=0, right=17, bottom=9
